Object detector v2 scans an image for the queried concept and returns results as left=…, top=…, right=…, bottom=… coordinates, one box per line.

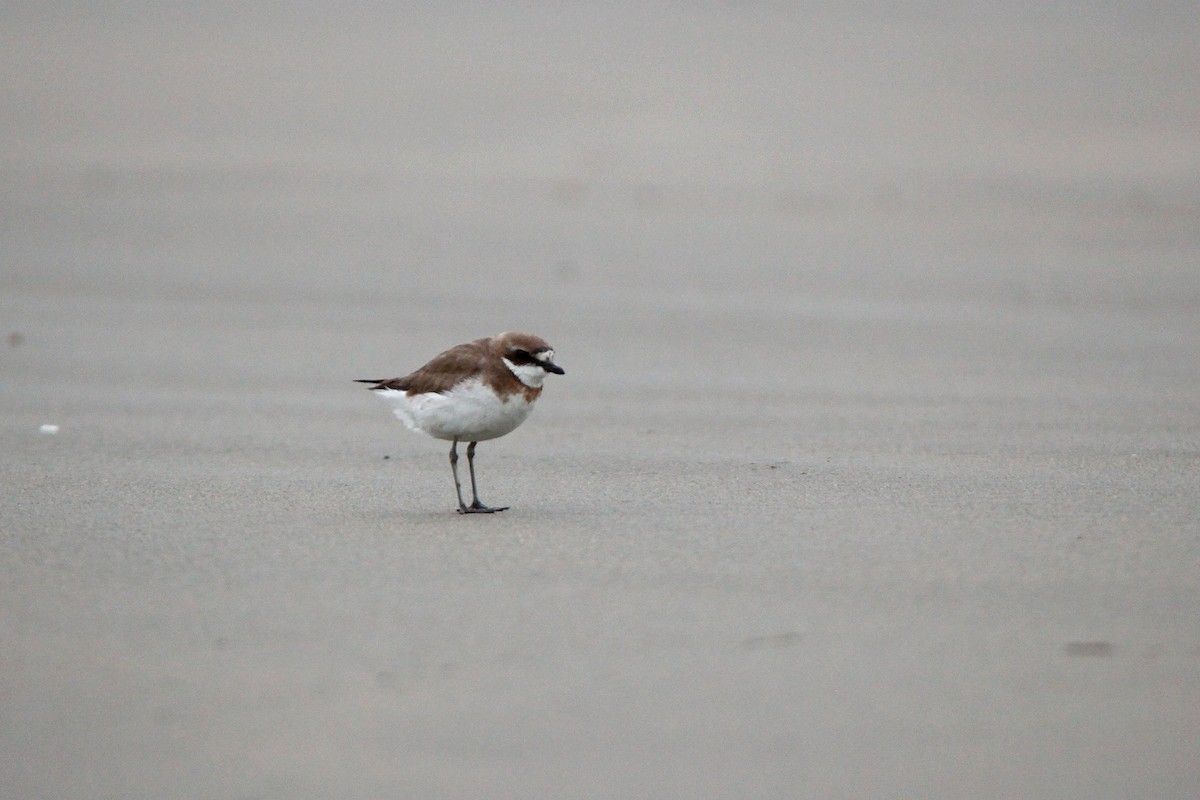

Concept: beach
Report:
left=3, top=5, right=1199, bottom=798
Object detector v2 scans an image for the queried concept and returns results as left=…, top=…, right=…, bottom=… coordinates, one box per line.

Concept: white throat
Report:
left=503, top=357, right=546, bottom=388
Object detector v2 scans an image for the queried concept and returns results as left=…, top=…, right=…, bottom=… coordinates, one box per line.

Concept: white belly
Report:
left=375, top=379, right=536, bottom=442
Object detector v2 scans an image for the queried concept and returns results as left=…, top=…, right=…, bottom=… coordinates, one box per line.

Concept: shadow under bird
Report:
left=356, top=331, right=564, bottom=514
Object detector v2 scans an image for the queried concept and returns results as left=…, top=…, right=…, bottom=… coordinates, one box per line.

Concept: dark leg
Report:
left=448, top=438, right=470, bottom=513
left=460, top=441, right=509, bottom=514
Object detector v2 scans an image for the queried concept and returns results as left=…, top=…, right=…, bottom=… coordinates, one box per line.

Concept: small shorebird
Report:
left=356, top=332, right=564, bottom=514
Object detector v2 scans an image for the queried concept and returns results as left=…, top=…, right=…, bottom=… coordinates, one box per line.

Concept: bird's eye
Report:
left=509, top=348, right=541, bottom=365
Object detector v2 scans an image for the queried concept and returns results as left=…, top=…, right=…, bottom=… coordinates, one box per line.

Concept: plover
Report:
left=356, top=332, right=564, bottom=514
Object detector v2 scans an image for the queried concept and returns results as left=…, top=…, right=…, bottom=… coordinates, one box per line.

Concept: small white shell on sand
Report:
left=39, top=424, right=59, bottom=434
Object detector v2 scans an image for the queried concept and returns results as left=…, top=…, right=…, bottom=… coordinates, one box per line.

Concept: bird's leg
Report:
left=461, top=441, right=509, bottom=513
left=448, top=438, right=470, bottom=513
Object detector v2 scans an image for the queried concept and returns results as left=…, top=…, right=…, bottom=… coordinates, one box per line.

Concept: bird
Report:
left=356, top=331, right=564, bottom=514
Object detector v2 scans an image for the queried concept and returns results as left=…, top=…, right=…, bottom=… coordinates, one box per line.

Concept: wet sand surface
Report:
left=3, top=6, right=1199, bottom=799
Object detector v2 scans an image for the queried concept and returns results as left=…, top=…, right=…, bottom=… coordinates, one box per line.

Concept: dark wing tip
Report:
left=356, top=378, right=409, bottom=391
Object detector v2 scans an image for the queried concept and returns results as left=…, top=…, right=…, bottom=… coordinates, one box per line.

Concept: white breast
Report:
left=375, top=379, right=536, bottom=442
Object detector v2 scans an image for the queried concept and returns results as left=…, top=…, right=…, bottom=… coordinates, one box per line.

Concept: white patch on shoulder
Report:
left=373, top=379, right=536, bottom=442
left=503, top=357, right=547, bottom=388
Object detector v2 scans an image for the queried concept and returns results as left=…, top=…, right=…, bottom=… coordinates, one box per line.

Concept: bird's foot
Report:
left=457, top=501, right=509, bottom=514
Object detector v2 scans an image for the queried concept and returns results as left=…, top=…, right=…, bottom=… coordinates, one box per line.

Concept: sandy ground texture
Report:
left=3, top=5, right=1200, bottom=799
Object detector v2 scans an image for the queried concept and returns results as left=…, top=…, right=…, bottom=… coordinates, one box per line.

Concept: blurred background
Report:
left=3, top=2, right=1197, bottom=313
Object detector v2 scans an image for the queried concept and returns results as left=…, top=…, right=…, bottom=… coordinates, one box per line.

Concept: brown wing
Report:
left=356, top=337, right=491, bottom=395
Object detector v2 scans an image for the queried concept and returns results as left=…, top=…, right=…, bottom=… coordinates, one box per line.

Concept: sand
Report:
left=3, top=6, right=1199, bottom=799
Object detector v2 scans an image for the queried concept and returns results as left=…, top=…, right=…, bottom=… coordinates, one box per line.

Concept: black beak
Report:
left=543, top=361, right=565, bottom=375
